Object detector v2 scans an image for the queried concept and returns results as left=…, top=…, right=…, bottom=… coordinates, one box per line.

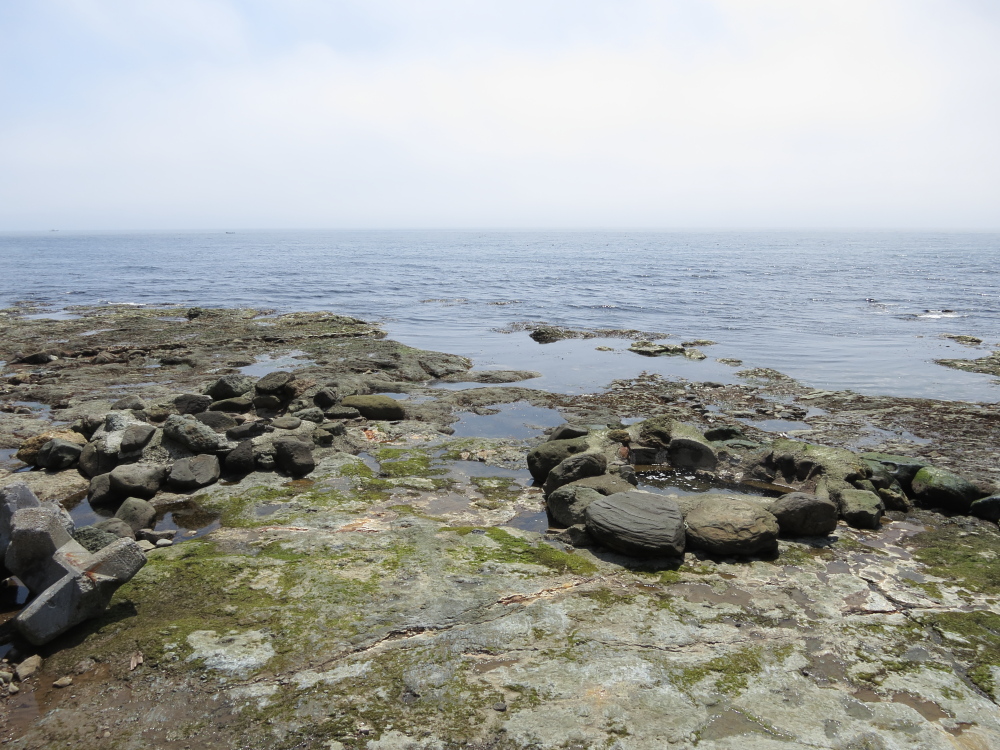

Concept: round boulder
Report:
left=585, top=491, right=685, bottom=558
left=526, top=438, right=588, bottom=482
left=109, top=463, right=167, bottom=499
left=911, top=466, right=982, bottom=512
left=274, top=438, right=315, bottom=477
left=542, top=453, right=608, bottom=497
left=114, top=497, right=157, bottom=533
left=685, top=496, right=779, bottom=556
left=168, top=455, right=221, bottom=491
left=207, top=374, right=255, bottom=401
left=768, top=492, right=838, bottom=537
left=35, top=439, right=83, bottom=471
left=547, top=486, right=603, bottom=526
left=969, top=495, right=1000, bottom=523
left=255, top=370, right=296, bottom=394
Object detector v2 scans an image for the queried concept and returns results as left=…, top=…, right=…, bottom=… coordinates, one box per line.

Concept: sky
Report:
left=1, top=0, right=998, bottom=230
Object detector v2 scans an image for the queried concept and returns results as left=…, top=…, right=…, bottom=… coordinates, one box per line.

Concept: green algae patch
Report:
left=471, top=476, right=523, bottom=509
left=375, top=447, right=447, bottom=478
left=907, top=523, right=1000, bottom=595
left=924, top=610, right=1000, bottom=699
left=442, top=526, right=597, bottom=575
left=675, top=646, right=765, bottom=694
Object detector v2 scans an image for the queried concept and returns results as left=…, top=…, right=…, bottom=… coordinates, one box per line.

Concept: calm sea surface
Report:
left=1, top=230, right=998, bottom=401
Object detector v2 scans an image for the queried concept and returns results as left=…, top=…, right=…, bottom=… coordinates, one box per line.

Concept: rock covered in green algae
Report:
left=525, top=437, right=588, bottom=482
left=838, top=488, right=885, bottom=529
left=911, top=466, right=983, bottom=512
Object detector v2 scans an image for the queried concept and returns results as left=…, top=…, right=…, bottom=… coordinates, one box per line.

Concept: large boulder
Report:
left=685, top=496, right=779, bottom=556
left=768, top=492, right=839, bottom=537
left=635, top=418, right=717, bottom=470
left=195, top=412, right=238, bottom=433
left=207, top=374, right=255, bottom=401
left=547, top=486, right=603, bottom=526
left=163, top=415, right=221, bottom=454
left=35, top=439, right=83, bottom=471
left=564, top=474, right=635, bottom=496
left=340, top=395, right=405, bottom=421
left=839, top=489, right=884, bottom=529
left=526, top=438, right=589, bottom=482
left=910, top=466, right=982, bottom=513
left=109, top=463, right=167, bottom=499
left=274, top=439, right=315, bottom=477
left=585, top=491, right=686, bottom=558
left=168, top=455, right=221, bottom=491
left=759, top=440, right=871, bottom=502
left=4, top=506, right=89, bottom=594
left=542, top=453, right=608, bottom=497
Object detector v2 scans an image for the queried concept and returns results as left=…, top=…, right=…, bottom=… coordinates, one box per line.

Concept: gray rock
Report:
left=88, top=473, right=115, bottom=506
left=36, top=439, right=83, bottom=470
left=78, top=441, right=118, bottom=478
left=340, top=395, right=405, bottom=421
left=14, top=655, right=43, bottom=681
left=209, top=396, right=254, bottom=413
left=256, top=453, right=277, bottom=471
left=271, top=416, right=302, bottom=430
left=768, top=492, right=839, bottom=537
left=95, top=517, right=136, bottom=539
left=542, top=453, right=608, bottom=497
left=704, top=425, right=745, bottom=442
left=174, top=393, right=213, bottom=415
left=274, top=439, right=315, bottom=477
left=168, top=454, right=220, bottom=491
left=207, top=374, right=256, bottom=401
left=73, top=526, right=119, bottom=553
left=292, top=407, right=325, bottom=424
left=15, top=537, right=146, bottom=645
left=103, top=410, right=140, bottom=433
left=1, top=483, right=42, bottom=564
left=253, top=394, right=284, bottom=410
left=685, top=496, right=779, bottom=556
left=839, top=489, right=885, bottom=529
left=4, top=507, right=90, bottom=594
left=112, top=395, right=147, bottom=411
left=585, top=491, right=686, bottom=558
left=114, top=498, right=157, bottom=532
left=526, top=438, right=589, bottom=482
left=313, top=387, right=339, bottom=409
left=109, top=463, right=167, bottom=499
left=163, top=415, right=221, bottom=454
left=226, top=421, right=267, bottom=441
left=564, top=474, right=635, bottom=496
left=224, top=441, right=256, bottom=476
left=551, top=525, right=595, bottom=547
left=255, top=370, right=295, bottom=394
left=320, top=421, right=347, bottom=437
left=547, top=486, right=603, bottom=526
left=548, top=424, right=590, bottom=442
left=911, top=466, right=982, bottom=513
left=629, top=341, right=685, bottom=356
left=325, top=406, right=361, bottom=420
left=195, top=411, right=238, bottom=433
left=120, top=424, right=157, bottom=454
left=970, top=495, right=1000, bottom=523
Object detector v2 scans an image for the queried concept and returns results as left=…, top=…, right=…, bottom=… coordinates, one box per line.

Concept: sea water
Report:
left=1, top=230, right=998, bottom=401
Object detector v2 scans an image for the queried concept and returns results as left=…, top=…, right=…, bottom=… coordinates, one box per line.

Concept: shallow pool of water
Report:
left=450, top=401, right=564, bottom=440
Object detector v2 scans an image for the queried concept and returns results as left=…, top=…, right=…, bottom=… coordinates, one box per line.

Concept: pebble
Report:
left=156, top=538, right=174, bottom=547
left=8, top=683, right=19, bottom=694
left=493, top=702, right=508, bottom=712
left=53, top=676, right=73, bottom=688
left=0, top=670, right=12, bottom=684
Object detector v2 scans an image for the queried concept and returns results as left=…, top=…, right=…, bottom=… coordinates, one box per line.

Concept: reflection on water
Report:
left=450, top=401, right=563, bottom=439
left=239, top=350, right=316, bottom=377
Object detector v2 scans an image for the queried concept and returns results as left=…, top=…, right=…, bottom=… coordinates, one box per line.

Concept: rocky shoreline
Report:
left=1, top=304, right=999, bottom=749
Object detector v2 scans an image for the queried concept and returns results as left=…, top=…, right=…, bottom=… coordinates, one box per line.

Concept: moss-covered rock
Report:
left=911, top=466, right=983, bottom=512
left=839, top=488, right=884, bottom=529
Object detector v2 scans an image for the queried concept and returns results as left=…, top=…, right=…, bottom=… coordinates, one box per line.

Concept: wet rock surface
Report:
left=0, top=305, right=999, bottom=749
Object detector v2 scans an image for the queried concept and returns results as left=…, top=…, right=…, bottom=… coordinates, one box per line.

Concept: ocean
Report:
left=1, top=230, right=998, bottom=401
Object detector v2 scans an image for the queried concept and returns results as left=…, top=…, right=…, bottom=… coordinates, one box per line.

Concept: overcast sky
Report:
left=1, top=0, right=998, bottom=230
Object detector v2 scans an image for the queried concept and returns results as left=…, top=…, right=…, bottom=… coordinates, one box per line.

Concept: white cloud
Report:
left=1, top=0, right=998, bottom=228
